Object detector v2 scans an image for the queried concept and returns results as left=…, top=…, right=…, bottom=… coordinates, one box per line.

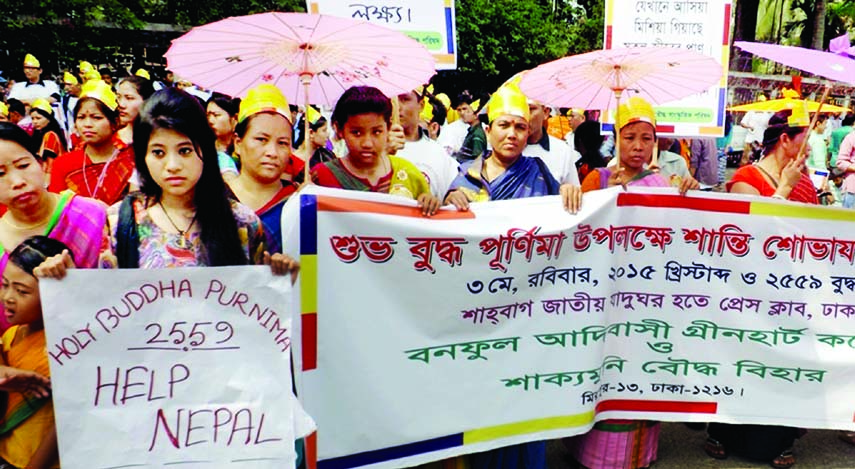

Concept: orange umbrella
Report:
left=729, top=89, right=849, bottom=113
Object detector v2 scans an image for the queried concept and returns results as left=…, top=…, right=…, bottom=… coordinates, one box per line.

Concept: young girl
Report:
left=205, top=93, right=240, bottom=180
left=0, top=236, right=71, bottom=469
left=28, top=99, right=66, bottom=166
left=115, top=75, right=155, bottom=146
left=294, top=105, right=335, bottom=174
left=49, top=80, right=136, bottom=205
left=311, top=86, right=440, bottom=216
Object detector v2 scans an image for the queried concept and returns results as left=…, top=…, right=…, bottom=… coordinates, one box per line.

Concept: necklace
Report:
left=158, top=201, right=197, bottom=249
left=82, top=146, right=121, bottom=199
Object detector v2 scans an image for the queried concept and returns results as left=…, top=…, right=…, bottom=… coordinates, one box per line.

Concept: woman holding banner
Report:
left=708, top=108, right=817, bottom=469
left=0, top=122, right=109, bottom=332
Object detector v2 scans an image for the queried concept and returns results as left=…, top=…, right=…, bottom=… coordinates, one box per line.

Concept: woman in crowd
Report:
left=0, top=122, right=108, bottom=332
left=573, top=120, right=606, bottom=183
left=294, top=105, right=335, bottom=171
left=707, top=108, right=817, bottom=469
left=115, top=75, right=155, bottom=146
left=570, top=96, right=696, bottom=469
left=311, top=86, right=441, bottom=216
left=28, top=99, right=66, bottom=174
left=726, top=108, right=817, bottom=205
left=49, top=80, right=135, bottom=205
left=206, top=92, right=241, bottom=180
left=228, top=84, right=301, bottom=254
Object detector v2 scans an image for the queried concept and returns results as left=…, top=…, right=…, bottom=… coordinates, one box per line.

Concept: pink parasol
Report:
left=735, top=41, right=855, bottom=86
left=517, top=47, right=722, bottom=111
left=165, top=12, right=436, bottom=180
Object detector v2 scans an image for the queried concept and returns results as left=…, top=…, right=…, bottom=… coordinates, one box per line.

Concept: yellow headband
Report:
left=0, top=102, right=8, bottom=118
left=31, top=98, right=53, bottom=116
left=63, top=72, right=79, bottom=85
left=135, top=69, right=151, bottom=80
left=238, top=84, right=291, bottom=124
left=24, top=54, right=40, bottom=68
left=487, top=83, right=530, bottom=123
left=617, top=96, right=656, bottom=131
left=306, top=105, right=321, bottom=125
left=788, top=101, right=810, bottom=127
left=80, top=79, right=118, bottom=111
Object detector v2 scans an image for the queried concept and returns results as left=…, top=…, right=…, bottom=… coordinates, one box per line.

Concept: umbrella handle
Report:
left=613, top=90, right=627, bottom=190
left=303, top=78, right=311, bottom=184
left=795, top=85, right=830, bottom=161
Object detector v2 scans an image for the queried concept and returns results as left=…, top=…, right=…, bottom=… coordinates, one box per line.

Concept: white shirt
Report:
left=523, top=135, right=581, bottom=185
left=741, top=111, right=773, bottom=145
left=8, top=80, right=60, bottom=103
left=397, top=134, right=461, bottom=198
left=436, top=120, right=468, bottom=157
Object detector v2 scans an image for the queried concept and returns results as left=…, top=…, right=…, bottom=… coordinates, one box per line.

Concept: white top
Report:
left=523, top=135, right=581, bottom=185
left=396, top=134, right=461, bottom=198
left=741, top=111, right=773, bottom=145
left=436, top=120, right=468, bottom=157
left=7, top=80, right=60, bottom=104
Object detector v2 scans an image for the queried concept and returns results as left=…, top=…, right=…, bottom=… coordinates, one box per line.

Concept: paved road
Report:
left=545, top=423, right=855, bottom=468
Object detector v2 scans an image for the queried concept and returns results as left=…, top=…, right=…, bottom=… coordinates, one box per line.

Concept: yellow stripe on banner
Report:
left=435, top=54, right=456, bottom=64
left=444, top=0, right=453, bottom=6
left=309, top=2, right=319, bottom=13
left=720, top=46, right=730, bottom=86
left=699, top=126, right=724, bottom=135
left=300, top=255, right=318, bottom=313
left=463, top=412, right=595, bottom=445
left=605, top=0, right=614, bottom=25
left=751, top=202, right=855, bottom=222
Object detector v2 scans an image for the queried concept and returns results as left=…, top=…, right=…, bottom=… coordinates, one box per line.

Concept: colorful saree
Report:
left=0, top=191, right=108, bottom=331
left=448, top=153, right=561, bottom=201
left=311, top=156, right=430, bottom=200
left=49, top=137, right=135, bottom=205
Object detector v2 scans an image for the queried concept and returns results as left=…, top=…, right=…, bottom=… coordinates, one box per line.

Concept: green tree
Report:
left=434, top=0, right=602, bottom=97
left=784, top=0, right=854, bottom=49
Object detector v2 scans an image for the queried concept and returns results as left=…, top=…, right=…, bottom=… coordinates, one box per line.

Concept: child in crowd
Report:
left=0, top=236, right=71, bottom=469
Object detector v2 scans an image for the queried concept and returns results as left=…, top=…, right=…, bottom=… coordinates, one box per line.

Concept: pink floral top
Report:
left=106, top=195, right=265, bottom=268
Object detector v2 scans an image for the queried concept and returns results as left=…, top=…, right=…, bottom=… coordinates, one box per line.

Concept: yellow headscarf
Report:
left=486, top=83, right=530, bottom=123
left=80, top=80, right=118, bottom=111
left=616, top=96, right=656, bottom=131
left=31, top=98, right=53, bottom=116
left=238, top=84, right=291, bottom=124
left=23, top=54, right=40, bottom=68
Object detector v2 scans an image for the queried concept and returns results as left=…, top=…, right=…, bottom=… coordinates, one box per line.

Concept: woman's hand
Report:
left=444, top=190, right=470, bottom=211
left=416, top=193, right=440, bottom=216
left=264, top=252, right=300, bottom=284
left=0, top=366, right=50, bottom=398
left=560, top=184, right=582, bottom=214
left=678, top=175, right=700, bottom=195
left=33, top=250, right=75, bottom=279
left=780, top=155, right=807, bottom=190
left=386, top=124, right=406, bottom=155
left=607, top=167, right=627, bottom=190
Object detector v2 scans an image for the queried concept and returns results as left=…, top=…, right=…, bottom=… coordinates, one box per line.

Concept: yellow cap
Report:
left=31, top=98, right=53, bottom=116
left=487, top=83, right=530, bottom=123
left=617, top=96, right=656, bottom=131
left=306, top=105, right=321, bottom=125
left=238, top=84, right=290, bottom=124
left=135, top=69, right=151, bottom=80
left=79, top=61, right=94, bottom=75
left=788, top=101, right=810, bottom=127
left=781, top=88, right=800, bottom=99
left=757, top=94, right=768, bottom=102
left=435, top=93, right=457, bottom=122
left=567, top=108, right=585, bottom=117
left=63, top=72, right=79, bottom=85
left=419, top=98, right=434, bottom=123
left=81, top=63, right=101, bottom=83
left=24, top=54, right=40, bottom=68
left=0, top=102, right=8, bottom=118
left=80, top=79, right=118, bottom=111
left=435, top=93, right=451, bottom=110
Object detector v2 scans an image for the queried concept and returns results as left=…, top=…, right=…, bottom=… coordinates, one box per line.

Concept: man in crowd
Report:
left=523, top=99, right=580, bottom=185
left=7, top=54, right=60, bottom=107
left=452, top=90, right=486, bottom=162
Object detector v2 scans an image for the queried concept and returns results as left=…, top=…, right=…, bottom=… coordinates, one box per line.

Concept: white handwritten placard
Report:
left=603, top=0, right=731, bottom=137
left=286, top=186, right=855, bottom=469
left=42, top=267, right=303, bottom=469
left=307, top=0, right=457, bottom=70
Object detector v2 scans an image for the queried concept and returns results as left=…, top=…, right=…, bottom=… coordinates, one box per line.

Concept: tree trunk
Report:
left=811, top=0, right=827, bottom=49
left=731, top=0, right=760, bottom=71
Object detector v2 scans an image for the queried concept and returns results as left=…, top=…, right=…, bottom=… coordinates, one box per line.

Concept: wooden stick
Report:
left=302, top=76, right=312, bottom=184
left=795, top=84, right=830, bottom=161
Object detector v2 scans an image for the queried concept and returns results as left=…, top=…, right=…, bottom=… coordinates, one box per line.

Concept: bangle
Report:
left=771, top=194, right=786, bottom=200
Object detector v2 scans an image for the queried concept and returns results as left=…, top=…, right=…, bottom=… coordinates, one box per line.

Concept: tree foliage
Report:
left=434, top=0, right=603, bottom=97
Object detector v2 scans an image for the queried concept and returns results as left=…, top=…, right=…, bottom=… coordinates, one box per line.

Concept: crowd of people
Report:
left=0, top=50, right=851, bottom=469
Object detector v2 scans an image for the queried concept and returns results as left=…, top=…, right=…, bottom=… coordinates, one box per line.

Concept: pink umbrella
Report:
left=517, top=47, right=722, bottom=111
left=165, top=12, right=435, bottom=104
left=735, top=41, right=855, bottom=86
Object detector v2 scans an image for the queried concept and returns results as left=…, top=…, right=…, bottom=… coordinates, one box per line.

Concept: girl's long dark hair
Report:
left=0, top=122, right=38, bottom=157
left=574, top=120, right=606, bottom=170
left=9, top=236, right=73, bottom=276
left=31, top=108, right=67, bottom=154
left=133, top=88, right=248, bottom=266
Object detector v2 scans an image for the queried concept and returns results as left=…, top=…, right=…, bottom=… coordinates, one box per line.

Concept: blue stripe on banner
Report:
left=317, top=433, right=464, bottom=469
left=445, top=8, right=455, bottom=54
left=300, top=195, right=318, bottom=255
left=717, top=88, right=726, bottom=127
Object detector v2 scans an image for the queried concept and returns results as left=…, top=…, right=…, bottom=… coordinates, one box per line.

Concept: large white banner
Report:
left=307, top=0, right=458, bottom=70
left=42, top=267, right=308, bottom=469
left=603, top=0, right=730, bottom=137
left=286, top=186, right=855, bottom=469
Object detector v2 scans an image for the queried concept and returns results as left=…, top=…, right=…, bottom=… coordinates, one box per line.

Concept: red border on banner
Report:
left=302, top=313, right=318, bottom=371
left=596, top=399, right=718, bottom=414
left=617, top=193, right=752, bottom=214
left=317, top=196, right=476, bottom=219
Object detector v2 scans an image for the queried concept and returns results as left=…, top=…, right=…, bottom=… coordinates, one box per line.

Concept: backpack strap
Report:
left=115, top=194, right=140, bottom=268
